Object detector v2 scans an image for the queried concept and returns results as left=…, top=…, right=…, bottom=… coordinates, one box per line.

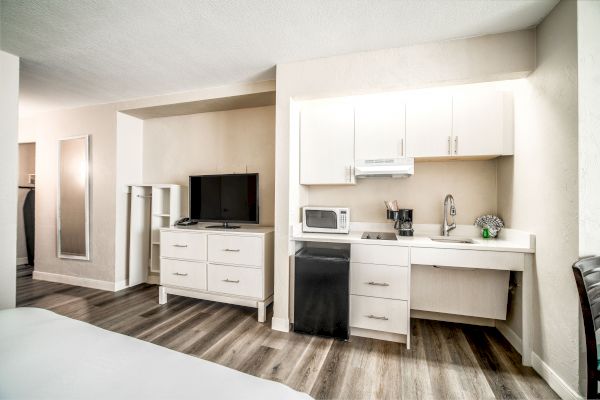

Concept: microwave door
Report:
left=305, top=210, right=338, bottom=230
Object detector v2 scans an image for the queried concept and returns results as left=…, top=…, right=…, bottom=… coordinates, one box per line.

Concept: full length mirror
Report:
left=57, top=135, right=90, bottom=260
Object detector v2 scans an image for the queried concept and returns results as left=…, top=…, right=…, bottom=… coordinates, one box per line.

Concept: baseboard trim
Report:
left=17, top=257, right=28, bottom=266
left=114, top=280, right=129, bottom=292
left=531, top=352, right=582, bottom=400
left=33, top=271, right=116, bottom=292
left=495, top=321, right=523, bottom=355
left=271, top=316, right=290, bottom=332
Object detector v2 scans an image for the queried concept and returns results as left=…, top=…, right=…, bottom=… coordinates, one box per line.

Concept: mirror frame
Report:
left=57, top=135, right=90, bottom=260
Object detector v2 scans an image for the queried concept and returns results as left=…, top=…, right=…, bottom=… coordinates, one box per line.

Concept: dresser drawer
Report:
left=207, top=263, right=262, bottom=298
left=350, top=295, right=408, bottom=334
left=350, top=263, right=409, bottom=300
left=160, top=258, right=207, bottom=290
left=351, top=244, right=409, bottom=266
left=207, top=235, right=263, bottom=267
left=161, top=231, right=207, bottom=261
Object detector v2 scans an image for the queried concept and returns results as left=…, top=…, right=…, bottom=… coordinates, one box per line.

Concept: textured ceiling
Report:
left=0, top=0, right=558, bottom=115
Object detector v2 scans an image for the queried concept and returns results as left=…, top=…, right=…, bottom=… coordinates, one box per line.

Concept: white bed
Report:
left=0, top=307, right=312, bottom=400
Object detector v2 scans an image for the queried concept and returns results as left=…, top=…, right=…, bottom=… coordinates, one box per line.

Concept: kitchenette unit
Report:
left=290, top=81, right=536, bottom=367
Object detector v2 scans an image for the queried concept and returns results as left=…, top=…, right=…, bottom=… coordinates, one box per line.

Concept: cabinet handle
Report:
left=454, top=136, right=458, bottom=155
left=136, top=194, right=152, bottom=198
left=173, top=272, right=188, bottom=276
left=173, top=244, right=188, bottom=248
left=367, top=314, right=389, bottom=321
left=223, top=248, right=240, bottom=252
left=400, top=138, right=404, bottom=157
left=223, top=278, right=240, bottom=283
left=447, top=136, right=451, bottom=155
left=367, top=281, right=389, bottom=287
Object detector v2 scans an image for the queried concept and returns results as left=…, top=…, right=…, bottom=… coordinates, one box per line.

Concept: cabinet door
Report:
left=300, top=102, right=355, bottom=185
left=355, top=102, right=406, bottom=160
left=405, top=94, right=453, bottom=158
left=452, top=90, right=505, bottom=156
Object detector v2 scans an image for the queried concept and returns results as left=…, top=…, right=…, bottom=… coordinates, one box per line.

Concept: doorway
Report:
left=17, top=142, right=35, bottom=278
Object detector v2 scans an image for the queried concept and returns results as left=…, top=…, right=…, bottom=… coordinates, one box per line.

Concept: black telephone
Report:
left=175, top=217, right=198, bottom=226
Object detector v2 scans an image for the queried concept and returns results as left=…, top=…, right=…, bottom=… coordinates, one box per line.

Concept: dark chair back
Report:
left=573, top=256, right=600, bottom=398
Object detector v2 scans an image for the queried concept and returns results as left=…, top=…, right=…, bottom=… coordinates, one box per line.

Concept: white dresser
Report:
left=158, top=226, right=274, bottom=322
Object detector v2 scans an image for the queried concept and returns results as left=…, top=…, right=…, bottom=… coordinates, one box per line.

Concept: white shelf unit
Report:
left=127, top=184, right=181, bottom=286
left=150, top=185, right=181, bottom=273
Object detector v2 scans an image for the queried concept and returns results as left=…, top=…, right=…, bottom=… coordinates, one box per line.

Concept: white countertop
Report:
left=292, top=223, right=535, bottom=253
left=162, top=224, right=274, bottom=235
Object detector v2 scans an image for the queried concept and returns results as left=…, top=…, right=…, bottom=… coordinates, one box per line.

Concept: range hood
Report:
left=354, top=157, right=414, bottom=178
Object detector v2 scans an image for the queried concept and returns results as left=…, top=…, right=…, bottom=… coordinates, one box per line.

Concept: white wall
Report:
left=497, top=0, right=579, bottom=393
left=577, top=1, right=600, bottom=394
left=307, top=160, right=498, bottom=224
left=19, top=103, right=119, bottom=284
left=578, top=0, right=600, bottom=258
left=0, top=50, right=19, bottom=309
left=272, top=30, right=536, bottom=331
left=142, top=106, right=275, bottom=225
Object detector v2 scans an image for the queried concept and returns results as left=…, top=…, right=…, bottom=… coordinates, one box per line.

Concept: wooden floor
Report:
left=16, top=267, right=557, bottom=400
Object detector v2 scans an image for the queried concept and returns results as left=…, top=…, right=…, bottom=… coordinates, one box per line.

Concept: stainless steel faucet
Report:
left=442, top=194, right=456, bottom=236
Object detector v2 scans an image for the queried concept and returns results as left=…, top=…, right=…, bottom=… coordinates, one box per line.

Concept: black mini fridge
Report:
left=293, top=246, right=350, bottom=340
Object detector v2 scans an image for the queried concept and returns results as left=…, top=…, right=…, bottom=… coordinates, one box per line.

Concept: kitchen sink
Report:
left=429, top=236, right=475, bottom=244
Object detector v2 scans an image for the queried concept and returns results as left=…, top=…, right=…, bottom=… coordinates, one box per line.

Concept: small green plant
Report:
left=474, top=215, right=504, bottom=238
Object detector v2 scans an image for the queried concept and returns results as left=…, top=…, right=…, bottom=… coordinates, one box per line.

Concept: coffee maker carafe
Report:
left=394, top=209, right=414, bottom=237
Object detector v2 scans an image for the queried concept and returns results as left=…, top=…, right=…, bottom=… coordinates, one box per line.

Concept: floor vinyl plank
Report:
left=15, top=270, right=558, bottom=400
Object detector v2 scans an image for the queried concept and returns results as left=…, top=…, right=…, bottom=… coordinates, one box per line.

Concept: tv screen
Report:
left=189, top=174, right=258, bottom=224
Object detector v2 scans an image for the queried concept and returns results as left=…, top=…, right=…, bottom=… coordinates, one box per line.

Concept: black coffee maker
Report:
left=394, top=209, right=414, bottom=237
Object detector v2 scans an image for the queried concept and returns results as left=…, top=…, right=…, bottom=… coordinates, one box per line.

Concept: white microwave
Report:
left=302, top=207, right=350, bottom=234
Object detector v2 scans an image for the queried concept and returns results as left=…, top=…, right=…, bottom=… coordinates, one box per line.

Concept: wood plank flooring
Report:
left=16, top=268, right=557, bottom=399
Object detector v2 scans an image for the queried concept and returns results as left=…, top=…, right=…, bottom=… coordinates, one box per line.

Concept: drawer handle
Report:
left=367, top=281, right=389, bottom=287
left=223, top=248, right=240, bottom=252
left=173, top=272, right=188, bottom=276
left=367, top=314, right=388, bottom=321
left=223, top=278, right=240, bottom=283
left=173, top=244, right=188, bottom=248
left=367, top=314, right=389, bottom=321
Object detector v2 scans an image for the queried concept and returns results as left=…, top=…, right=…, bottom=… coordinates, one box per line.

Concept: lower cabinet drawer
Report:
left=350, top=262, right=409, bottom=300
left=160, top=258, right=207, bottom=290
left=350, top=295, right=408, bottom=335
left=207, top=263, right=262, bottom=299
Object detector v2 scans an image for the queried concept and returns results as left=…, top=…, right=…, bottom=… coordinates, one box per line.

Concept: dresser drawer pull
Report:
left=366, top=314, right=389, bottom=321
left=223, top=278, right=240, bottom=283
left=173, top=272, right=188, bottom=276
left=367, top=281, right=389, bottom=287
left=173, top=244, right=188, bottom=248
left=223, top=248, right=240, bottom=252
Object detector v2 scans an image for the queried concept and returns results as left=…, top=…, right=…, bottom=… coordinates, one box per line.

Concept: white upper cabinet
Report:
left=355, top=101, right=406, bottom=160
left=300, top=101, right=355, bottom=185
left=298, top=87, right=514, bottom=185
left=405, top=94, right=453, bottom=158
left=452, top=90, right=511, bottom=157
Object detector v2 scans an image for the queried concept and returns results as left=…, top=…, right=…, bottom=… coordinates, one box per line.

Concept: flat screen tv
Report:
left=189, top=173, right=258, bottom=228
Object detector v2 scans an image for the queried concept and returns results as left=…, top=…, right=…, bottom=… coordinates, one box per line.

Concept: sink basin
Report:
left=429, top=236, right=475, bottom=244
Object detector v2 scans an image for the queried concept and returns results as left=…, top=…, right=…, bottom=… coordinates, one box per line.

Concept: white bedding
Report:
left=0, top=307, right=312, bottom=400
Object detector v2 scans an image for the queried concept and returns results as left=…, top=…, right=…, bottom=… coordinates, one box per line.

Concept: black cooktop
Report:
left=361, top=232, right=397, bottom=241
